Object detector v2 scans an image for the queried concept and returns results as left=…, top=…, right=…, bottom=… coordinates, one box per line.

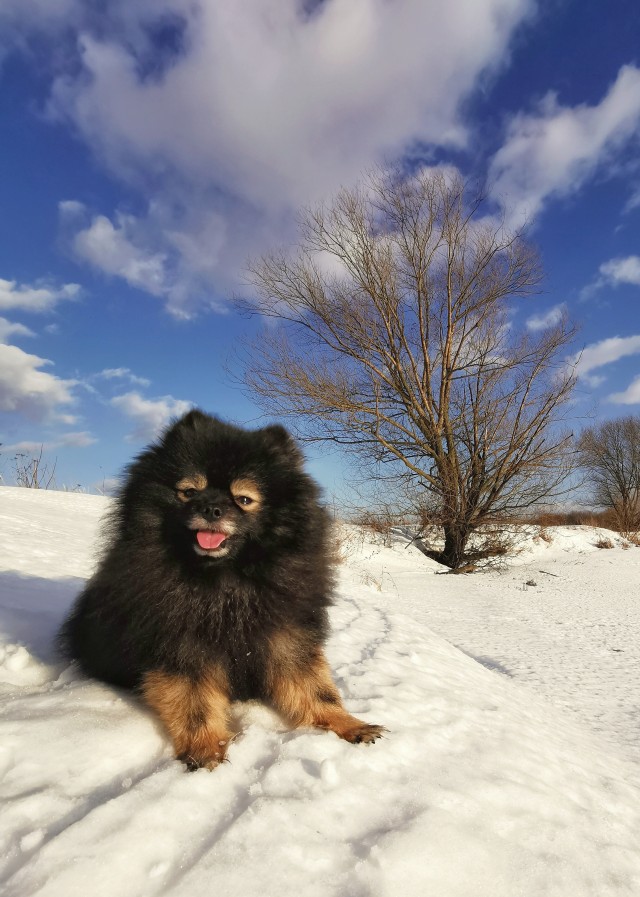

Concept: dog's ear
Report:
left=158, top=409, right=209, bottom=448
left=260, top=424, right=304, bottom=466
left=175, top=408, right=208, bottom=431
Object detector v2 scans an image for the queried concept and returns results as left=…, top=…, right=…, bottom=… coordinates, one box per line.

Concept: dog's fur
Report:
left=59, top=410, right=383, bottom=768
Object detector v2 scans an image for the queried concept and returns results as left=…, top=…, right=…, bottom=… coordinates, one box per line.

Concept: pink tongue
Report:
left=196, top=531, right=227, bottom=550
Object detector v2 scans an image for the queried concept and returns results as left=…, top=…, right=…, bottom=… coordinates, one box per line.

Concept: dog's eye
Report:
left=181, top=488, right=198, bottom=499
left=230, top=480, right=262, bottom=510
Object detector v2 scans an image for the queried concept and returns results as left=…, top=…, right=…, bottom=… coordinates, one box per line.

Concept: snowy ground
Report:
left=344, top=524, right=640, bottom=773
left=1, top=487, right=640, bottom=897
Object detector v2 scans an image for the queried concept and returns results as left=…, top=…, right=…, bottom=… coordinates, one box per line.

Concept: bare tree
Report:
left=577, top=416, right=640, bottom=533
left=13, top=447, right=57, bottom=489
left=239, top=168, right=577, bottom=568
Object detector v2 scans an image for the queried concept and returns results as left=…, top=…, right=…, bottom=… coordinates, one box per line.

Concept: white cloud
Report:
left=609, top=375, right=640, bottom=405
left=598, top=255, right=640, bottom=287
left=625, top=187, right=640, bottom=212
left=79, top=366, right=152, bottom=398
left=58, top=431, right=97, bottom=448
left=62, top=202, right=231, bottom=316
left=0, top=278, right=80, bottom=313
left=51, top=2, right=533, bottom=206
left=7, top=3, right=640, bottom=321
left=98, top=368, right=151, bottom=388
left=110, top=390, right=192, bottom=440
left=58, top=199, right=87, bottom=218
left=2, top=440, right=49, bottom=455
left=34, top=0, right=535, bottom=311
left=0, top=0, right=79, bottom=61
left=71, top=213, right=169, bottom=297
left=526, top=303, right=566, bottom=332
left=0, top=317, right=35, bottom=342
left=571, top=334, right=640, bottom=380
left=0, top=0, right=79, bottom=24
left=0, top=343, right=77, bottom=421
left=0, top=275, right=81, bottom=421
left=2, top=431, right=97, bottom=453
left=490, top=65, right=640, bottom=227
left=581, top=254, right=640, bottom=298
left=582, top=374, right=606, bottom=389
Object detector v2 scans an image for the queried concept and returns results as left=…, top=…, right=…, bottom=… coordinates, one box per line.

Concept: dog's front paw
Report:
left=340, top=722, right=386, bottom=744
left=178, top=737, right=231, bottom=771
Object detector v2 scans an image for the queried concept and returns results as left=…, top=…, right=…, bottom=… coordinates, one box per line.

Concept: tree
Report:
left=577, top=416, right=640, bottom=533
left=239, top=168, right=577, bottom=568
left=13, top=446, right=57, bottom=489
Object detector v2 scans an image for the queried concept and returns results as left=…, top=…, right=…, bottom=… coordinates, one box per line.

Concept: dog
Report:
left=59, top=410, right=383, bottom=769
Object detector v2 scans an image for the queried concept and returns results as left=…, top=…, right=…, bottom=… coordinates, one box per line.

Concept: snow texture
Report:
left=1, top=487, right=640, bottom=897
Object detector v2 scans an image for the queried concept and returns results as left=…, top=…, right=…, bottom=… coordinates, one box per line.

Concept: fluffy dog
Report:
left=59, top=410, right=383, bottom=769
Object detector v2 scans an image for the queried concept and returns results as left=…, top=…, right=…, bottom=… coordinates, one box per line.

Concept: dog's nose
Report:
left=203, top=505, right=223, bottom=520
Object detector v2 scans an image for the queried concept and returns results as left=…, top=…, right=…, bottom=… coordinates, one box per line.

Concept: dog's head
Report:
left=121, top=409, right=319, bottom=566
left=174, top=469, right=264, bottom=560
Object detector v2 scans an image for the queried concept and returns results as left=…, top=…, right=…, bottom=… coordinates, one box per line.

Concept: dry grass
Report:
left=348, top=508, right=404, bottom=547
left=593, top=537, right=615, bottom=549
left=331, top=522, right=364, bottom=564
left=529, top=508, right=618, bottom=529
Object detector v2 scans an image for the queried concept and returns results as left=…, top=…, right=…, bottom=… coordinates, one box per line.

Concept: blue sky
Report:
left=0, top=0, right=639, bottom=501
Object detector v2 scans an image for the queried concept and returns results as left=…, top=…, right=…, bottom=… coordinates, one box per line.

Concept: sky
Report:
left=0, top=0, right=639, bottom=499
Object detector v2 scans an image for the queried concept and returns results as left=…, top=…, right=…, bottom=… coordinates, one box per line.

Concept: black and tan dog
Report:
left=60, top=410, right=383, bottom=769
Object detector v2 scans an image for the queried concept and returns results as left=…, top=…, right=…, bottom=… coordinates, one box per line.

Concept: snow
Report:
left=343, top=524, right=640, bottom=773
left=1, top=487, right=640, bottom=897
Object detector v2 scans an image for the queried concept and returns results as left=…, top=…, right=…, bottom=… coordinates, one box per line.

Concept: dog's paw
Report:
left=340, top=723, right=387, bottom=744
left=178, top=738, right=231, bottom=771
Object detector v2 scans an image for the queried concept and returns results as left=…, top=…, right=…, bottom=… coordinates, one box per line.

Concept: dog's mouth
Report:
left=187, top=518, right=236, bottom=558
left=196, top=531, right=227, bottom=551
left=191, top=528, right=236, bottom=558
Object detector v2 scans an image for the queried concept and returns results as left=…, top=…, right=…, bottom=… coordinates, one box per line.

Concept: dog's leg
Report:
left=267, top=632, right=384, bottom=744
left=141, top=666, right=234, bottom=769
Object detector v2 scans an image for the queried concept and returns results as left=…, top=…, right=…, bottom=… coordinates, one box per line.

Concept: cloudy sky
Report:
left=0, top=0, right=639, bottom=497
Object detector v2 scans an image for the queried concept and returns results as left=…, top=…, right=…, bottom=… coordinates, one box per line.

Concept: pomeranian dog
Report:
left=60, top=410, right=383, bottom=769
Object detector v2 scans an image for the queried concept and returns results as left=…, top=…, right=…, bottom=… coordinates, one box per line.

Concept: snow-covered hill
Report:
left=1, top=487, right=639, bottom=897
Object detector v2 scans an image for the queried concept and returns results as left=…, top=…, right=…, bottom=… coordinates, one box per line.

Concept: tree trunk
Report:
left=439, top=525, right=468, bottom=569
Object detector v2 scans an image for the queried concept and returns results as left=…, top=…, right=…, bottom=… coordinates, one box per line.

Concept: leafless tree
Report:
left=577, top=416, right=640, bottom=533
left=239, top=168, right=577, bottom=568
left=13, top=447, right=57, bottom=489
